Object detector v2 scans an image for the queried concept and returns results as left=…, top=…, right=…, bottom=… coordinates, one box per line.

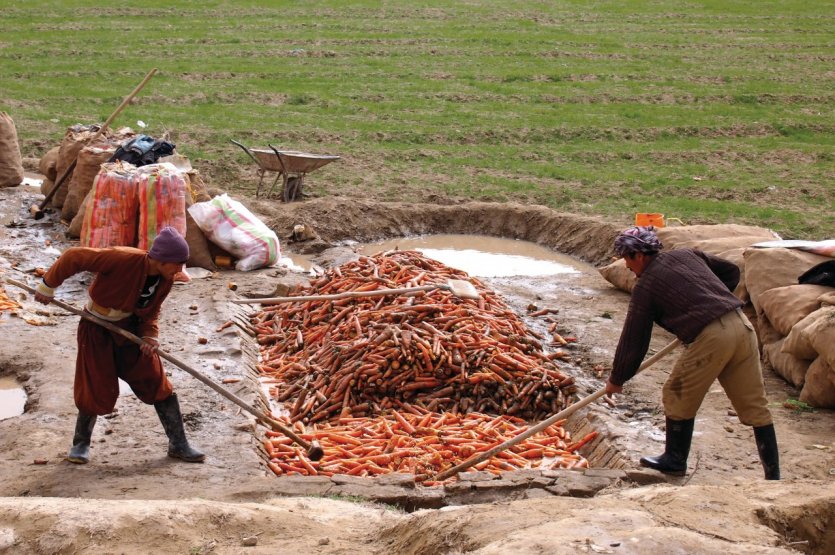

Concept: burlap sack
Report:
left=763, top=338, right=811, bottom=388
left=39, top=146, right=60, bottom=182
left=0, top=112, right=24, bottom=188
left=819, top=290, right=835, bottom=306
left=757, top=284, right=833, bottom=337
left=67, top=189, right=92, bottom=239
left=184, top=195, right=217, bottom=271
left=754, top=313, right=783, bottom=347
left=598, top=258, right=636, bottom=293
left=62, top=145, right=115, bottom=221
left=799, top=357, right=835, bottom=409
left=184, top=170, right=212, bottom=203
left=657, top=224, right=777, bottom=246
left=804, top=306, right=835, bottom=369
left=52, top=126, right=98, bottom=208
left=782, top=307, right=834, bottom=361
left=743, top=248, right=831, bottom=313
left=40, top=178, right=55, bottom=198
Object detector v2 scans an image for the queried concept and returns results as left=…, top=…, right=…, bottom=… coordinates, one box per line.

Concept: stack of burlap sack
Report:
left=598, top=224, right=835, bottom=408
left=39, top=124, right=133, bottom=221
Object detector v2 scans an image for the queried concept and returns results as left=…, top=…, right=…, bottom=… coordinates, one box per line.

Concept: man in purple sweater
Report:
left=605, top=226, right=779, bottom=479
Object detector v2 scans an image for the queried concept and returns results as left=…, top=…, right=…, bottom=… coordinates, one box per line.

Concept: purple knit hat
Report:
left=148, top=226, right=189, bottom=263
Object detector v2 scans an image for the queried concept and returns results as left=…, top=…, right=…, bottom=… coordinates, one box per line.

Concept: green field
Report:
left=1, top=1, right=833, bottom=239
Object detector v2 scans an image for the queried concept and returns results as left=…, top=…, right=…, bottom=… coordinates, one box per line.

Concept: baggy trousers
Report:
left=74, top=315, right=173, bottom=415
left=662, top=308, right=772, bottom=427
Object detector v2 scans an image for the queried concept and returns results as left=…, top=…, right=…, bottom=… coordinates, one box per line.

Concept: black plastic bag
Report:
left=798, top=260, right=835, bottom=287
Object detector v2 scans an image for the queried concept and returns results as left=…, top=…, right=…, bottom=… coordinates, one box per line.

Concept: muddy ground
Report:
left=0, top=180, right=833, bottom=554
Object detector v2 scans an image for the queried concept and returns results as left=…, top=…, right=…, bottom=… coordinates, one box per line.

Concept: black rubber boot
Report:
left=67, top=413, right=97, bottom=464
left=754, top=424, right=780, bottom=480
left=639, top=417, right=694, bottom=476
left=154, top=393, right=205, bottom=462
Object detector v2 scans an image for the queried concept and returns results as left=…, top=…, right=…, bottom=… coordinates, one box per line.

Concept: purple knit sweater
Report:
left=609, top=249, right=743, bottom=386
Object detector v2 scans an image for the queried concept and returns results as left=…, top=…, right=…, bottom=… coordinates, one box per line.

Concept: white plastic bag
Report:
left=187, top=193, right=280, bottom=271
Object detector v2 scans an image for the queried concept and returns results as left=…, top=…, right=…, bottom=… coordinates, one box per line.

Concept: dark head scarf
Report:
left=613, top=226, right=663, bottom=257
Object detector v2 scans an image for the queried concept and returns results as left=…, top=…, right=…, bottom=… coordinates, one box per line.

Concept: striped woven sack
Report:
left=137, top=164, right=187, bottom=251
left=187, top=193, right=280, bottom=271
left=80, top=162, right=139, bottom=248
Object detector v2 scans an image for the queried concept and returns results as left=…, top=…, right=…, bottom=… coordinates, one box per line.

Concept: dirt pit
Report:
left=0, top=183, right=833, bottom=554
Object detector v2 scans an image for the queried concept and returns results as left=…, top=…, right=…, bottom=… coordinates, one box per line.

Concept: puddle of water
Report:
left=22, top=176, right=43, bottom=188
left=277, top=255, right=311, bottom=273
left=0, top=376, right=27, bottom=420
left=359, top=234, right=588, bottom=277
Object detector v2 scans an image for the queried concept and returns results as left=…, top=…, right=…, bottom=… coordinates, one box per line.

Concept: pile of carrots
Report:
left=252, top=250, right=593, bottom=481
left=253, top=251, right=578, bottom=425
left=264, top=410, right=597, bottom=483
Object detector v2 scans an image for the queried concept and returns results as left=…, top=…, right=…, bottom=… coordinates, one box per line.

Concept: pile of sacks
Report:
left=39, top=125, right=280, bottom=274
left=598, top=224, right=835, bottom=408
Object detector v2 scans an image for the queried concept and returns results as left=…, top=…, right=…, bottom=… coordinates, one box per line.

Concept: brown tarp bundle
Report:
left=0, top=112, right=24, bottom=188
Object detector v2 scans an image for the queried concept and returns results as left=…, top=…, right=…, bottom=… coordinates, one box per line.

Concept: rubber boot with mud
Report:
left=639, top=417, right=694, bottom=476
left=754, top=423, right=780, bottom=480
left=67, top=413, right=97, bottom=464
left=154, top=393, right=205, bottom=462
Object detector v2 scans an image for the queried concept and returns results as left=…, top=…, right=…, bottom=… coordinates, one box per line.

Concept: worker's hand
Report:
left=140, top=337, right=159, bottom=356
left=34, top=280, right=54, bottom=305
left=605, top=380, right=623, bottom=398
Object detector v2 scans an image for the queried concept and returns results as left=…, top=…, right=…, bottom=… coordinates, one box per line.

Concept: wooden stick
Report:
left=233, top=284, right=442, bottom=305
left=5, top=278, right=323, bottom=460
left=432, top=338, right=682, bottom=481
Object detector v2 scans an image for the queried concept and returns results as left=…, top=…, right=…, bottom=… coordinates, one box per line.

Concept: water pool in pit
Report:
left=0, top=376, right=27, bottom=420
left=280, top=234, right=594, bottom=277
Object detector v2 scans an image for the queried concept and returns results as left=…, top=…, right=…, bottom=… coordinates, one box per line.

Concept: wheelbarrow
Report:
left=231, top=139, right=340, bottom=202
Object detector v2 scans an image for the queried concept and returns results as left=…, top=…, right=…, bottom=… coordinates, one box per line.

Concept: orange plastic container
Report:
left=635, top=213, right=665, bottom=228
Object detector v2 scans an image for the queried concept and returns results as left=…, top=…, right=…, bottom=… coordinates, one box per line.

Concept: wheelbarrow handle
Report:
left=267, top=143, right=290, bottom=176
left=230, top=139, right=262, bottom=167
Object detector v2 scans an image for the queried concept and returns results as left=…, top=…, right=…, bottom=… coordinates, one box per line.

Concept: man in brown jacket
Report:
left=605, top=226, right=779, bottom=480
left=35, top=227, right=204, bottom=464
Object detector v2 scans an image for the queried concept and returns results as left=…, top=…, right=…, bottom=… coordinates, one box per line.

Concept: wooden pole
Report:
left=432, top=338, right=682, bottom=481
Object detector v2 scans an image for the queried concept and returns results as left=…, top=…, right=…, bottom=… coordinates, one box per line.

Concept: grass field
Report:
left=1, top=1, right=833, bottom=239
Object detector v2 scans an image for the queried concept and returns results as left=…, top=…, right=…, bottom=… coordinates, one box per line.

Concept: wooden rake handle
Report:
left=432, top=338, right=682, bottom=482
left=4, top=278, right=315, bottom=454
left=232, top=284, right=444, bottom=305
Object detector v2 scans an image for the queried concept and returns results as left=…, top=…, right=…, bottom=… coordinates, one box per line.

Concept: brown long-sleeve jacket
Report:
left=43, top=246, right=173, bottom=338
